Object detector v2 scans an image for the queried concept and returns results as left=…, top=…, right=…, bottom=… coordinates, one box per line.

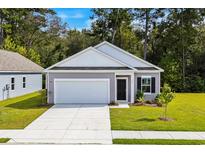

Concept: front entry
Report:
left=116, top=77, right=128, bottom=101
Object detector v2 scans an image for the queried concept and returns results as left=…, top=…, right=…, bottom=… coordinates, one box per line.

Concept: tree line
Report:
left=0, top=8, right=205, bottom=92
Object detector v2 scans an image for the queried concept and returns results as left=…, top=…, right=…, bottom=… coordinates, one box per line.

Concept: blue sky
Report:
left=52, top=8, right=92, bottom=30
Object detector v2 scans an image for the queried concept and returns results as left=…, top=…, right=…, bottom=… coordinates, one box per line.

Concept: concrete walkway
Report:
left=0, top=104, right=112, bottom=144
left=2, top=130, right=205, bottom=144
left=112, top=131, right=205, bottom=140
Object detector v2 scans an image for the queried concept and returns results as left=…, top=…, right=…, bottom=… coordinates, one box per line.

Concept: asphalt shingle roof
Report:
left=0, top=49, right=43, bottom=72
left=135, top=67, right=158, bottom=70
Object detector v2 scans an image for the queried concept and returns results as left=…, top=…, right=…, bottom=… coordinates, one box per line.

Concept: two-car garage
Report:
left=54, top=79, right=110, bottom=104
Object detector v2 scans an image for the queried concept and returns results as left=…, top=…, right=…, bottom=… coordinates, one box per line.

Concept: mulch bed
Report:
left=130, top=101, right=161, bottom=107
left=159, top=117, right=174, bottom=121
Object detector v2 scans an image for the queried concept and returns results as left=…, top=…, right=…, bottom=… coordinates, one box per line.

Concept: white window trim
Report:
left=11, top=77, right=15, bottom=91
left=141, top=76, right=152, bottom=95
left=23, top=76, right=26, bottom=88
left=116, top=77, right=128, bottom=102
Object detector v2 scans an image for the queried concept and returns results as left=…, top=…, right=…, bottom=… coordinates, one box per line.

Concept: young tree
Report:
left=156, top=83, right=174, bottom=121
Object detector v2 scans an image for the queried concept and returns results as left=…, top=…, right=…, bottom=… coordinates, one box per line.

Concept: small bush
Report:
left=135, top=90, right=145, bottom=103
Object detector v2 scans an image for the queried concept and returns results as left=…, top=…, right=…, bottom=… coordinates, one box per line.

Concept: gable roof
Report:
left=45, top=47, right=137, bottom=72
left=95, top=41, right=164, bottom=72
left=0, top=49, right=43, bottom=73
left=45, top=41, right=163, bottom=72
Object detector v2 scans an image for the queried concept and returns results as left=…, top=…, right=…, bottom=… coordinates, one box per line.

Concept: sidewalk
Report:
left=1, top=130, right=205, bottom=144
left=112, top=131, right=205, bottom=140
left=0, top=130, right=112, bottom=144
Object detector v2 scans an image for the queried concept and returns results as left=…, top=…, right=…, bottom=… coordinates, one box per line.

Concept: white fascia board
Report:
left=44, top=70, right=135, bottom=73
left=95, top=41, right=164, bottom=72
left=136, top=70, right=163, bottom=73
left=44, top=69, right=163, bottom=73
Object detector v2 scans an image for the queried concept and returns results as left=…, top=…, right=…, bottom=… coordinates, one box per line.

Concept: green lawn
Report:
left=110, top=93, right=205, bottom=131
left=113, top=139, right=205, bottom=145
left=0, top=138, right=10, bottom=143
left=0, top=91, right=52, bottom=129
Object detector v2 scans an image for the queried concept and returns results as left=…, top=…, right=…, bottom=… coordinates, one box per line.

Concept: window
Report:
left=141, top=76, right=151, bottom=93
left=23, top=77, right=26, bottom=88
left=11, top=77, right=15, bottom=90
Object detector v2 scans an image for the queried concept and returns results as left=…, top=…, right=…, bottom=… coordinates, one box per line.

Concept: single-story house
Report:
left=44, top=41, right=164, bottom=104
left=0, top=50, right=43, bottom=101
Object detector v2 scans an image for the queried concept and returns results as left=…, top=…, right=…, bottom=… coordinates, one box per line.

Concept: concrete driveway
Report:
left=8, top=104, right=112, bottom=144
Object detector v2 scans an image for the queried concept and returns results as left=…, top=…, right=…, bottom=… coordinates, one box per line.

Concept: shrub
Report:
left=135, top=90, right=145, bottom=103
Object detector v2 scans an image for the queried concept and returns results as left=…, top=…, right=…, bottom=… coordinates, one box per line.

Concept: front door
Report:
left=117, top=78, right=127, bottom=101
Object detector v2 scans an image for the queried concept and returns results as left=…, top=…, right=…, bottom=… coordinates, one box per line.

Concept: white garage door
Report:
left=54, top=79, right=110, bottom=104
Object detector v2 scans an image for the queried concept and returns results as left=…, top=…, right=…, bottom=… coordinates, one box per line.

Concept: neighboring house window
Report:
left=141, top=76, right=151, bottom=93
left=11, top=77, right=15, bottom=90
left=23, top=77, right=26, bottom=88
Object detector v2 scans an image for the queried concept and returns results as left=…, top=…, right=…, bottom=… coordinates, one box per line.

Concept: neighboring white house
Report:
left=44, top=41, right=164, bottom=104
left=0, top=50, right=43, bottom=101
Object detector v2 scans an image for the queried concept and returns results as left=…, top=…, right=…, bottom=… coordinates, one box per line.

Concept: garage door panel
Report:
left=54, top=79, right=109, bottom=104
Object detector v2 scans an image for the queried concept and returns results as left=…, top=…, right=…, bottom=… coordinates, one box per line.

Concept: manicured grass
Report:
left=113, top=139, right=205, bottom=145
left=0, top=138, right=10, bottom=143
left=110, top=93, right=205, bottom=131
left=0, top=91, right=52, bottom=129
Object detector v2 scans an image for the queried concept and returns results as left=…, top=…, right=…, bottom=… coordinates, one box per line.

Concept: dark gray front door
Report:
left=117, top=79, right=126, bottom=100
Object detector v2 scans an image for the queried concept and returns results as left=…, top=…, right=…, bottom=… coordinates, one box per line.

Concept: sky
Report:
left=52, top=8, right=92, bottom=30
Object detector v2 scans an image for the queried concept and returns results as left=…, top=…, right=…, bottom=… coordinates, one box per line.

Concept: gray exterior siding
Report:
left=48, top=73, right=115, bottom=104
left=134, top=72, right=160, bottom=100
left=47, top=72, right=161, bottom=104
